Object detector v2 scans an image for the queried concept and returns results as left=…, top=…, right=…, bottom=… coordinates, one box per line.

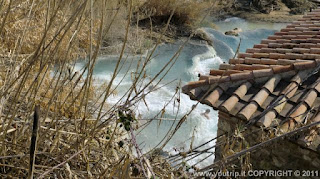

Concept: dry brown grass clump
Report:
left=0, top=0, right=99, bottom=60
left=0, top=0, right=183, bottom=178
left=138, top=0, right=210, bottom=27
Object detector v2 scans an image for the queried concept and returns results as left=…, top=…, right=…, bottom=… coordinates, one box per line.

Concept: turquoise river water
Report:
left=75, top=17, right=288, bottom=167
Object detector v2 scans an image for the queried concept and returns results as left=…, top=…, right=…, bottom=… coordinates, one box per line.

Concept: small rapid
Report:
left=74, top=17, right=288, bottom=167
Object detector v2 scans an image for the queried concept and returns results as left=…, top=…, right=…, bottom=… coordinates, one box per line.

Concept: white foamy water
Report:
left=73, top=18, right=288, bottom=168
left=189, top=45, right=224, bottom=78
left=214, top=17, right=288, bottom=33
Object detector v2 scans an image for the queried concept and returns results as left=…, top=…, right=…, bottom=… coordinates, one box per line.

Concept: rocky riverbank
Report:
left=99, top=0, right=320, bottom=56
left=211, top=0, right=319, bottom=22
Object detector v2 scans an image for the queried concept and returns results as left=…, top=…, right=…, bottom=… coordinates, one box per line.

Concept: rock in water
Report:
left=194, top=28, right=214, bottom=46
left=225, top=28, right=242, bottom=36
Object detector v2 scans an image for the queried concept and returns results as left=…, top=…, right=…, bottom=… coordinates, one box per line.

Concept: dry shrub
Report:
left=0, top=0, right=99, bottom=60
left=138, top=0, right=209, bottom=27
left=0, top=0, right=178, bottom=178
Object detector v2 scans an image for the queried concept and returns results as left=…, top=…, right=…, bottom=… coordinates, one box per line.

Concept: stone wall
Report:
left=215, top=111, right=320, bottom=171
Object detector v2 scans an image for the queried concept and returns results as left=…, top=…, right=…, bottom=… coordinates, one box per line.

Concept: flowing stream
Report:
left=75, top=17, right=288, bottom=167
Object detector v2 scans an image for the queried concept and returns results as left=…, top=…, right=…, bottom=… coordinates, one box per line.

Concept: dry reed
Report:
left=0, top=0, right=195, bottom=178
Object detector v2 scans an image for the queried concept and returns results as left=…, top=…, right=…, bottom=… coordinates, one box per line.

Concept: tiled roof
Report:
left=183, top=9, right=320, bottom=149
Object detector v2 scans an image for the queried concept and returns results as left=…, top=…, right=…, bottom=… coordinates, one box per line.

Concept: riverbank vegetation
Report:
left=0, top=0, right=210, bottom=178
left=212, top=0, right=318, bottom=22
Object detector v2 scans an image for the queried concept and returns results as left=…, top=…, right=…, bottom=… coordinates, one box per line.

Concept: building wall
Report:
left=215, top=111, right=320, bottom=170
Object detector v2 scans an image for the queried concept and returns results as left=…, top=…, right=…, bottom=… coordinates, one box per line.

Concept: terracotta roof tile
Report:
left=183, top=8, right=320, bottom=145
left=260, top=48, right=277, bottom=53
left=282, top=43, right=297, bottom=48
left=269, top=53, right=286, bottom=59
left=307, top=38, right=320, bottom=43
left=278, top=59, right=296, bottom=65
left=275, top=32, right=288, bottom=35
left=310, top=48, right=320, bottom=54
left=207, top=76, right=231, bottom=84
left=274, top=97, right=288, bottom=114
left=235, top=64, right=269, bottom=71
left=256, top=110, right=277, bottom=127
left=252, top=53, right=270, bottom=58
left=292, top=48, right=310, bottom=53
left=290, top=71, right=309, bottom=84
left=246, top=48, right=261, bottom=53
left=295, top=27, right=310, bottom=31
left=299, top=43, right=319, bottom=48
left=309, top=27, right=320, bottom=30
left=280, top=77, right=320, bottom=126
left=238, top=103, right=259, bottom=120
left=281, top=83, right=299, bottom=97
left=183, top=80, right=207, bottom=90
left=268, top=35, right=282, bottom=40
left=203, top=87, right=224, bottom=106
left=297, top=35, right=316, bottom=39
left=276, top=48, right=292, bottom=53
left=272, top=65, right=294, bottom=74
left=244, top=58, right=261, bottom=64
left=263, top=75, right=281, bottom=93
left=233, top=82, right=252, bottom=98
left=260, top=58, right=278, bottom=65
left=229, top=58, right=245, bottom=64
left=261, top=39, right=276, bottom=44
left=238, top=53, right=253, bottom=58
left=311, top=78, right=320, bottom=93
left=220, top=95, right=240, bottom=112
left=252, top=69, right=274, bottom=78
left=199, top=75, right=212, bottom=81
left=299, top=24, right=320, bottom=28
left=238, top=76, right=281, bottom=120
left=219, top=63, right=235, bottom=70
left=281, top=28, right=295, bottom=32
left=284, top=53, right=305, bottom=59
left=301, top=89, right=318, bottom=108
left=254, top=44, right=268, bottom=48
left=184, top=62, right=316, bottom=91
left=291, top=39, right=307, bottom=43
left=220, top=82, right=252, bottom=112
left=283, top=35, right=298, bottom=39
left=276, top=39, right=292, bottom=43
left=230, top=71, right=253, bottom=81
left=302, top=31, right=320, bottom=35
left=268, top=43, right=283, bottom=48
left=188, top=87, right=203, bottom=100
left=209, top=69, right=242, bottom=76
left=289, top=103, right=308, bottom=123
left=287, top=31, right=302, bottom=35
left=304, top=53, right=320, bottom=59
left=280, top=119, right=295, bottom=133
left=252, top=89, right=271, bottom=106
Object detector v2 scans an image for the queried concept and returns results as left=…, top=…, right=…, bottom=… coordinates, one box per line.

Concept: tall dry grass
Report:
left=0, top=0, right=194, bottom=178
